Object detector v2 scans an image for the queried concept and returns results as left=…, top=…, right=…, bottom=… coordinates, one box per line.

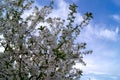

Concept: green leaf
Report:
left=38, top=26, right=45, bottom=30
left=85, top=12, right=93, bottom=19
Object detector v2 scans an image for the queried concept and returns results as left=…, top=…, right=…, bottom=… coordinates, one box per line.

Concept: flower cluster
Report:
left=0, top=0, right=92, bottom=80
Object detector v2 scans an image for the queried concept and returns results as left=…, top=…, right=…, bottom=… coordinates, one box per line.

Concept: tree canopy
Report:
left=0, top=0, right=93, bottom=80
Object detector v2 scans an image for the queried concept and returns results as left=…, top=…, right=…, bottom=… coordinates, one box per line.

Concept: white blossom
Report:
left=0, top=0, right=92, bottom=80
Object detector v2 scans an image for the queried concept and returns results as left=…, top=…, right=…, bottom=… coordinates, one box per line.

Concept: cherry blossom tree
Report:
left=0, top=0, right=93, bottom=80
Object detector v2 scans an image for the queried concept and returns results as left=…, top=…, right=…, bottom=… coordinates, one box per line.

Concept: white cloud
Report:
left=74, top=57, right=119, bottom=75
left=48, top=0, right=83, bottom=24
left=111, top=14, right=120, bottom=22
left=78, top=39, right=119, bottom=80
left=75, top=23, right=120, bottom=78
left=90, top=77, right=97, bottom=80
left=48, top=0, right=69, bottom=19
left=98, top=27, right=119, bottom=41
left=79, top=24, right=119, bottom=41
left=111, top=76, right=118, bottom=80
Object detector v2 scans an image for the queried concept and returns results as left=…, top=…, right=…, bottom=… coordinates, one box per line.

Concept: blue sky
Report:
left=0, top=0, right=120, bottom=80
left=34, top=0, right=120, bottom=80
left=75, top=0, right=120, bottom=80
left=0, top=0, right=119, bottom=80
left=76, top=0, right=120, bottom=80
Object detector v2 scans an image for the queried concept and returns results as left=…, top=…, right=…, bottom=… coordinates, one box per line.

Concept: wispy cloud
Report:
left=90, top=77, right=97, bottom=80
left=48, top=0, right=83, bottom=24
left=79, top=24, right=119, bottom=41
left=49, top=0, right=69, bottom=19
left=76, top=23, right=120, bottom=79
left=81, top=73, right=120, bottom=80
left=111, top=14, right=120, bottom=22
left=98, top=27, right=119, bottom=41
left=71, top=19, right=120, bottom=80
